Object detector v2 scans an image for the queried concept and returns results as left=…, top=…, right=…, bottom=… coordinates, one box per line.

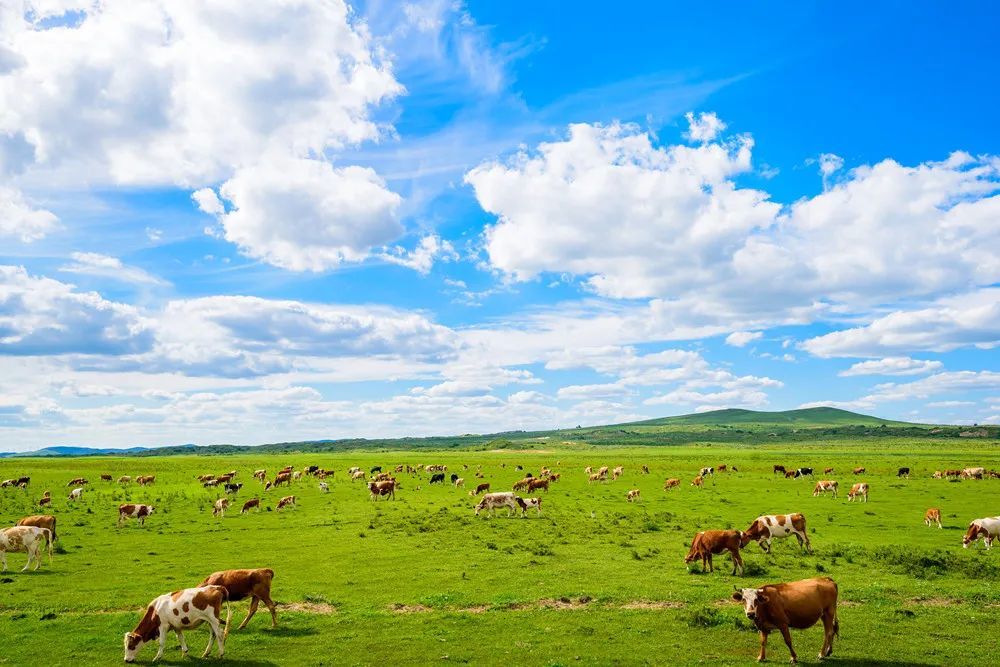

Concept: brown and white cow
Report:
left=453, top=477, right=464, bottom=488
left=272, top=472, right=292, bottom=487
left=199, top=568, right=277, bottom=629
left=276, top=495, right=296, bottom=511
left=522, top=497, right=542, bottom=514
left=685, top=529, right=744, bottom=575
left=253, top=469, right=267, bottom=482
left=962, top=517, right=1000, bottom=549
left=17, top=514, right=57, bottom=543
left=812, top=480, right=838, bottom=498
left=240, top=498, right=260, bottom=514
left=962, top=467, right=986, bottom=480
left=119, top=504, right=154, bottom=526
left=0, top=525, right=52, bottom=572
left=663, top=478, right=680, bottom=490
left=137, top=475, right=155, bottom=486
left=823, top=467, right=834, bottom=474
left=742, top=514, right=811, bottom=553
left=68, top=477, right=88, bottom=486
left=846, top=483, right=869, bottom=503
left=588, top=473, right=604, bottom=483
left=612, top=465, right=624, bottom=480
left=512, top=478, right=531, bottom=491
left=68, top=487, right=84, bottom=501
left=626, top=489, right=641, bottom=502
left=691, top=475, right=704, bottom=487
left=368, top=481, right=396, bottom=501
left=118, top=475, right=132, bottom=484
left=527, top=478, right=549, bottom=493
left=38, top=496, right=51, bottom=507
left=213, top=498, right=229, bottom=517
left=924, top=508, right=942, bottom=528
left=123, top=586, right=230, bottom=662
left=350, top=470, right=366, bottom=482
left=733, top=576, right=839, bottom=663
left=475, top=492, right=527, bottom=517
left=852, top=467, right=865, bottom=475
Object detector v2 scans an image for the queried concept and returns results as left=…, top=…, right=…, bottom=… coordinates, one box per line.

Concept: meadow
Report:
left=2, top=439, right=1000, bottom=665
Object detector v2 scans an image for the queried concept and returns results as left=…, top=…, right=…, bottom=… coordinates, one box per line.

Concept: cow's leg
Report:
left=732, top=548, right=744, bottom=576
left=0, top=551, right=6, bottom=572
left=21, top=548, right=32, bottom=572
left=758, top=630, right=769, bottom=662
left=201, top=626, right=215, bottom=658
left=819, top=608, right=835, bottom=658
left=211, top=617, right=225, bottom=657
left=240, top=597, right=260, bottom=629
left=706, top=553, right=713, bottom=572
left=175, top=628, right=188, bottom=654
left=778, top=625, right=797, bottom=663
left=260, top=592, right=278, bottom=627
left=32, top=545, right=41, bottom=570
left=759, top=538, right=771, bottom=554
left=154, top=623, right=168, bottom=661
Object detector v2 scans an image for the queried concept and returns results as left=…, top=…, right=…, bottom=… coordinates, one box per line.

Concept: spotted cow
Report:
left=0, top=525, right=52, bottom=572
left=123, top=586, right=230, bottom=662
left=119, top=504, right=155, bottom=526
left=742, top=513, right=812, bottom=553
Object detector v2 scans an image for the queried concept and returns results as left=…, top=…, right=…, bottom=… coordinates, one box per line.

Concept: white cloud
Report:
left=685, top=111, right=726, bottom=143
left=0, top=186, right=58, bottom=241
left=817, top=153, right=843, bottom=189
left=59, top=252, right=168, bottom=286
left=196, top=159, right=403, bottom=272
left=839, top=357, right=943, bottom=377
left=556, top=383, right=634, bottom=400
left=725, top=330, right=762, bottom=347
left=926, top=400, right=975, bottom=408
left=804, top=289, right=1000, bottom=357
left=381, top=235, right=457, bottom=274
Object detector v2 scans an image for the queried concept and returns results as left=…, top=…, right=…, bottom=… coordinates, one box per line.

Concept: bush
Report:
left=687, top=606, right=726, bottom=628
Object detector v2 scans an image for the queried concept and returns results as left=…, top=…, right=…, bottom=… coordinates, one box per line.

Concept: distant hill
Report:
left=0, top=409, right=993, bottom=458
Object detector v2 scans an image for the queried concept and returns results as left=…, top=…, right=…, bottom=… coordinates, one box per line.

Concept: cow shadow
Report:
left=833, top=661, right=940, bottom=667
left=256, top=625, right=319, bottom=638
left=154, top=659, right=279, bottom=667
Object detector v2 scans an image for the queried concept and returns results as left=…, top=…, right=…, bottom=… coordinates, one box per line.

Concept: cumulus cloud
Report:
left=381, top=235, right=458, bottom=274
left=0, top=186, right=58, bottom=241
left=59, top=252, right=167, bottom=286
left=725, top=330, right=762, bottom=347
left=196, top=159, right=403, bottom=271
left=685, top=111, right=727, bottom=143
left=839, top=357, right=943, bottom=377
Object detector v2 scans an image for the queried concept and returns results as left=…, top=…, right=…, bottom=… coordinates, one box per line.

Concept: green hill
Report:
left=628, top=407, right=914, bottom=427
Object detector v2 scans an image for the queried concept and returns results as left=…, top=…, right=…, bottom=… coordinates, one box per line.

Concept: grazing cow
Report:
left=692, top=475, right=704, bottom=487
left=924, top=508, right=942, bottom=528
left=17, top=515, right=57, bottom=543
left=784, top=470, right=797, bottom=479
left=454, top=478, right=464, bottom=488
left=430, top=473, right=445, bottom=484
left=584, top=466, right=593, bottom=475
left=292, top=471, right=302, bottom=481
left=733, top=577, right=839, bottom=663
left=897, top=467, right=911, bottom=478
left=717, top=464, right=727, bottom=473
left=475, top=492, right=528, bottom=517
left=101, top=474, right=113, bottom=481
left=241, top=498, right=260, bottom=514
left=137, top=475, right=155, bottom=486
left=253, top=470, right=267, bottom=482
left=216, top=473, right=235, bottom=484
left=198, top=475, right=215, bottom=483
left=0, top=525, right=53, bottom=572
left=612, top=465, right=624, bottom=480
left=199, top=568, right=277, bottom=630
left=450, top=473, right=459, bottom=483
left=305, top=465, right=320, bottom=475
left=16, top=476, right=29, bottom=486
left=944, top=469, right=963, bottom=478
left=368, top=481, right=396, bottom=501
left=118, top=476, right=132, bottom=484
left=204, top=480, right=220, bottom=488
left=224, top=483, right=242, bottom=494
left=742, top=514, right=812, bottom=553
left=794, top=468, right=814, bottom=478
left=68, top=477, right=88, bottom=486
left=319, top=482, right=329, bottom=493
left=473, top=482, right=490, bottom=495
left=847, top=483, right=869, bottom=503
left=626, top=489, right=641, bottom=502
left=588, top=473, right=604, bottom=483
left=685, top=530, right=744, bottom=575
left=963, top=517, right=1000, bottom=549
left=642, top=465, right=650, bottom=474
left=0, top=479, right=15, bottom=488
left=123, top=586, right=230, bottom=662
left=527, top=479, right=549, bottom=493
left=812, top=481, right=838, bottom=498
left=38, top=496, right=51, bottom=507
left=597, top=466, right=609, bottom=477
left=962, top=467, right=986, bottom=480
left=119, top=504, right=155, bottom=526
left=68, top=487, right=83, bottom=501
left=213, top=498, right=230, bottom=517
left=664, top=478, right=680, bottom=490
left=276, top=495, right=296, bottom=511
left=823, top=467, right=834, bottom=474
left=350, top=470, right=366, bottom=482
left=852, top=467, right=865, bottom=475
left=522, top=497, right=542, bottom=514
left=773, top=465, right=786, bottom=475
left=700, top=466, right=714, bottom=477
left=272, top=472, right=292, bottom=487
left=370, top=466, right=382, bottom=474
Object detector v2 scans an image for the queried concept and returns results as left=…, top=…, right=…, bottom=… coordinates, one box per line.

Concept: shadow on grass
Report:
left=253, top=625, right=319, bottom=638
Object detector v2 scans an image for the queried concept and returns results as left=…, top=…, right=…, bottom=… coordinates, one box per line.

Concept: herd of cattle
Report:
left=1, top=459, right=999, bottom=663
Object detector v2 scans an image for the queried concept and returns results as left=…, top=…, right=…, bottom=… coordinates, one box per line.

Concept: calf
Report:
left=691, top=475, right=704, bottom=487
left=663, top=478, right=680, bottom=490
left=318, top=482, right=329, bottom=493
left=123, top=586, right=230, bottom=662
left=733, top=577, right=839, bottom=663
left=0, top=525, right=52, bottom=572
left=897, top=467, right=911, bottom=478
left=742, top=513, right=811, bottom=553
left=475, top=492, right=528, bottom=517
left=199, top=568, right=277, bottom=629
left=626, top=489, right=641, bottom=502
left=16, top=514, right=57, bottom=544
left=119, top=504, right=155, bottom=526
left=784, top=470, right=797, bottom=479
left=241, top=498, right=260, bottom=514
left=924, top=508, right=942, bottom=528
left=847, top=483, right=869, bottom=503
left=454, top=477, right=464, bottom=488
left=430, top=473, right=445, bottom=484
left=812, top=480, right=838, bottom=498
left=276, top=495, right=296, bottom=511
left=213, top=498, right=230, bottom=517
left=473, top=482, right=490, bottom=495
left=963, top=517, right=1000, bottom=549
left=68, top=487, right=83, bottom=501
left=685, top=529, right=744, bottom=575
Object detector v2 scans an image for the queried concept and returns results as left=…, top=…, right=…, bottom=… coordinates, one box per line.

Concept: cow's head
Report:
left=739, top=523, right=758, bottom=547
left=147, top=506, right=155, bottom=515
left=123, top=632, right=145, bottom=662
left=963, top=523, right=984, bottom=548
left=732, top=587, right=768, bottom=621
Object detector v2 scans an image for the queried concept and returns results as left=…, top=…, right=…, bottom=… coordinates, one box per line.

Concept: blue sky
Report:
left=0, top=1, right=997, bottom=450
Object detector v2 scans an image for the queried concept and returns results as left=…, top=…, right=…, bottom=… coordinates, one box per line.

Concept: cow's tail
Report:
left=222, top=586, right=232, bottom=639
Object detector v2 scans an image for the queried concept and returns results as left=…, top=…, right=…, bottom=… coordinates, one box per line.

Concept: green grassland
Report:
left=2, top=436, right=1000, bottom=665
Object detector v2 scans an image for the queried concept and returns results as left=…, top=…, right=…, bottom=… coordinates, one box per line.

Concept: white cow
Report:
left=68, top=487, right=83, bottom=501
left=318, top=482, right=329, bottom=493
left=474, top=492, right=527, bottom=517
left=0, top=525, right=53, bottom=571
left=522, top=497, right=543, bottom=514
left=212, top=498, right=229, bottom=517
left=124, top=586, right=231, bottom=662
left=963, top=517, right=1000, bottom=549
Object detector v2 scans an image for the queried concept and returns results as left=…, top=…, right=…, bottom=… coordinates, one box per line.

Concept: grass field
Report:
left=2, top=440, right=1000, bottom=665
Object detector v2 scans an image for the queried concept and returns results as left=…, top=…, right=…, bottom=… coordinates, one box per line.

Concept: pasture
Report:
left=1, top=440, right=999, bottom=665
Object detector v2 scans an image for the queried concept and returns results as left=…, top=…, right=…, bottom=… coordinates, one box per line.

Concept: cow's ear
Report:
left=731, top=590, right=743, bottom=601
left=757, top=593, right=769, bottom=604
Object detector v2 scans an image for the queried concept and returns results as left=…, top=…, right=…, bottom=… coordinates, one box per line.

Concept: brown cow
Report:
left=276, top=495, right=296, bottom=510
left=17, top=515, right=57, bottom=543
left=527, top=479, right=549, bottom=493
left=685, top=529, right=744, bottom=575
left=200, top=568, right=278, bottom=629
left=368, top=481, right=396, bottom=501
left=823, top=467, right=834, bottom=474
left=272, top=472, right=292, bottom=487
left=241, top=498, right=260, bottom=514
left=67, top=477, right=88, bottom=486
left=924, top=508, right=942, bottom=528
left=137, top=475, right=155, bottom=486
left=100, top=474, right=113, bottom=482
left=733, top=577, right=839, bottom=663
left=773, top=465, right=786, bottom=475
left=512, top=478, right=532, bottom=491
left=691, top=475, right=704, bottom=487
left=852, top=467, right=865, bottom=475
left=473, top=482, right=490, bottom=495
left=663, top=478, right=680, bottom=490
left=784, top=470, right=797, bottom=479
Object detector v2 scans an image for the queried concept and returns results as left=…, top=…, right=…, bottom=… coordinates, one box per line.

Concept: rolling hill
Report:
left=625, top=407, right=915, bottom=427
